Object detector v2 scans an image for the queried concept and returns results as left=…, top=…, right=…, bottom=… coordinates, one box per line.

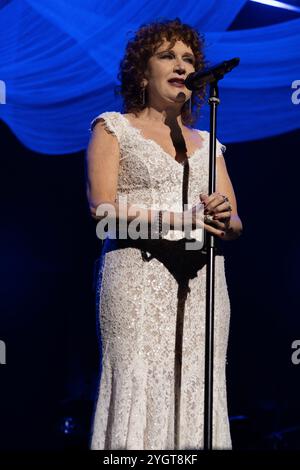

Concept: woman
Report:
left=86, top=18, right=243, bottom=450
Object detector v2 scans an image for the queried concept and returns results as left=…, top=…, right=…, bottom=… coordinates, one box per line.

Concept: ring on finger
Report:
left=221, top=194, right=232, bottom=211
left=204, top=214, right=214, bottom=224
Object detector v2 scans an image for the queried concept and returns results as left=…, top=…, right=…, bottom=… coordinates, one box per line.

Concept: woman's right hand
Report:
left=183, top=201, right=226, bottom=239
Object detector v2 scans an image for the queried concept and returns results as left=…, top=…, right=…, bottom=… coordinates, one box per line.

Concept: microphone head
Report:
left=184, top=72, right=198, bottom=91
left=226, top=57, right=240, bottom=71
left=184, top=57, right=240, bottom=90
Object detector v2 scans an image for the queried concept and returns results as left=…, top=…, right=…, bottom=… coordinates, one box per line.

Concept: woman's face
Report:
left=144, top=39, right=196, bottom=107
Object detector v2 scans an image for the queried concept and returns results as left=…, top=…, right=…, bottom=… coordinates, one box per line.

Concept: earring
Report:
left=141, top=87, right=146, bottom=106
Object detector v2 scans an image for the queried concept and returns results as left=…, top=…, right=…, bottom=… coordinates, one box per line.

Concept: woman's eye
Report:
left=161, top=54, right=194, bottom=64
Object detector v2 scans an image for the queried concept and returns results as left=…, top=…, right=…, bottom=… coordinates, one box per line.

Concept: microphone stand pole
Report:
left=185, top=57, right=239, bottom=450
left=203, top=80, right=221, bottom=450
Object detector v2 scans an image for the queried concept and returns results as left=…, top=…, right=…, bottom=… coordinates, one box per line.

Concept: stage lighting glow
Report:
left=250, top=0, right=300, bottom=12
left=1, top=0, right=300, bottom=151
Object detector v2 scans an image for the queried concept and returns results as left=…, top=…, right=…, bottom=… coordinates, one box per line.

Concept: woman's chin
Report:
left=166, top=92, right=186, bottom=104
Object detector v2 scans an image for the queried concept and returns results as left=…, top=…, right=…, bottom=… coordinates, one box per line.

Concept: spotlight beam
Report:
left=250, top=0, right=300, bottom=12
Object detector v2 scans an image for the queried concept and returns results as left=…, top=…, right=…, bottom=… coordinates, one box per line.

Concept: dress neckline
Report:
left=120, top=113, right=206, bottom=168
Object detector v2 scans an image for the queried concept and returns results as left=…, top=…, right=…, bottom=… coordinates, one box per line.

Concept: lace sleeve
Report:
left=89, top=111, right=122, bottom=140
left=216, top=138, right=226, bottom=158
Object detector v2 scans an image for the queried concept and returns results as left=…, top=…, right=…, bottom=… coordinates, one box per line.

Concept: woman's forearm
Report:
left=91, top=201, right=182, bottom=233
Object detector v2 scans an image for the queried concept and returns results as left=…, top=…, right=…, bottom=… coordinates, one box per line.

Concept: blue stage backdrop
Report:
left=0, top=0, right=299, bottom=154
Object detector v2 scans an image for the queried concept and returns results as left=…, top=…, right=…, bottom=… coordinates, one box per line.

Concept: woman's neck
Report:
left=136, top=106, right=185, bottom=129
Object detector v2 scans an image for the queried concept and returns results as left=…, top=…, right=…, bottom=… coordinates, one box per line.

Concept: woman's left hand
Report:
left=200, top=192, right=233, bottom=234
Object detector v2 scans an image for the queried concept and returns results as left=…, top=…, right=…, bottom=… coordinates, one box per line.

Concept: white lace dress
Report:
left=89, top=111, right=232, bottom=450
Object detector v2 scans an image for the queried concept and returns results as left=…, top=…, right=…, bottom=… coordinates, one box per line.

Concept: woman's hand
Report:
left=199, top=192, right=233, bottom=237
left=183, top=199, right=227, bottom=239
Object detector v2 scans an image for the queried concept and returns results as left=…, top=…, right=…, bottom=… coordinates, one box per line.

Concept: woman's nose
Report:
left=174, top=60, right=186, bottom=74
left=174, top=66, right=185, bottom=75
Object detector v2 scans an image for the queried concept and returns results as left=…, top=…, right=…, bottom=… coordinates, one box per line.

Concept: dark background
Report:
left=1, top=1, right=300, bottom=450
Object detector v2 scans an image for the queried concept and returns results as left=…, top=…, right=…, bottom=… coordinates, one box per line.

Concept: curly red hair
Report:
left=115, top=18, right=207, bottom=126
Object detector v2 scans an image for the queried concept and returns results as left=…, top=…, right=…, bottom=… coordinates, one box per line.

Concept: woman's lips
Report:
left=168, top=81, right=185, bottom=88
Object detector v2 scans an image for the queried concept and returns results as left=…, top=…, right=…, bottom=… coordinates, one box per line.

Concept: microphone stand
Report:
left=185, top=58, right=239, bottom=450
left=203, top=80, right=221, bottom=450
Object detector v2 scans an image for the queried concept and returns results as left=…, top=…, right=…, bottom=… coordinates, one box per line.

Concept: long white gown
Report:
left=89, top=111, right=232, bottom=450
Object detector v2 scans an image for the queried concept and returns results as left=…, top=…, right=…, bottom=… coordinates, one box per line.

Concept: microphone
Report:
left=184, top=57, right=240, bottom=90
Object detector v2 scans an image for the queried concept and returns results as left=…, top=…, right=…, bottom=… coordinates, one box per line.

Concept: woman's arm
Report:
left=217, top=155, right=243, bottom=240
left=86, top=119, right=181, bottom=231
left=199, top=154, right=243, bottom=241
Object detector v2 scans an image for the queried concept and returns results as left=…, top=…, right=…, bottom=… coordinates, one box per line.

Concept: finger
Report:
left=206, top=202, right=232, bottom=216
left=204, top=214, right=228, bottom=230
left=202, top=193, right=224, bottom=213
left=199, top=194, right=209, bottom=209
left=200, top=193, right=217, bottom=208
left=200, top=192, right=216, bottom=204
left=204, top=223, right=225, bottom=238
left=190, top=215, right=226, bottom=238
left=199, top=193, right=208, bottom=202
left=212, top=211, right=232, bottom=220
left=208, top=219, right=227, bottom=230
left=210, top=202, right=231, bottom=215
left=215, top=193, right=232, bottom=213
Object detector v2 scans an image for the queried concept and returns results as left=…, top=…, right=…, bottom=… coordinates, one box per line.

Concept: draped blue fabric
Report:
left=0, top=0, right=299, bottom=154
